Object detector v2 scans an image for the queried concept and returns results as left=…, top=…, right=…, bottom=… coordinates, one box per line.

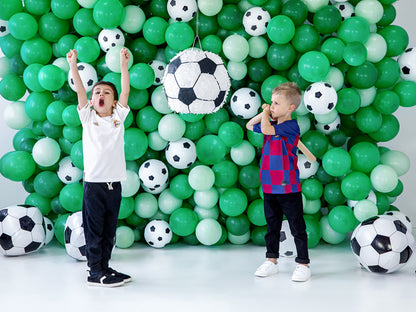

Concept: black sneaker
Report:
left=87, top=272, right=124, bottom=287
left=106, top=267, right=132, bottom=283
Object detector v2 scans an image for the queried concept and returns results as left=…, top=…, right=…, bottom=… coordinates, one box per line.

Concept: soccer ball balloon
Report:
left=64, top=211, right=86, bottom=261
left=303, top=82, right=337, bottom=115
left=163, top=49, right=231, bottom=114
left=230, top=88, right=261, bottom=119
left=68, top=62, right=98, bottom=93
left=0, top=19, right=9, bottom=37
left=167, top=0, right=197, bottom=22
left=314, top=115, right=341, bottom=134
left=43, top=216, right=54, bottom=245
left=334, top=2, right=355, bottom=21
left=165, top=137, right=197, bottom=169
left=98, top=28, right=125, bottom=52
left=139, top=159, right=169, bottom=192
left=144, top=220, right=173, bottom=248
left=149, top=60, right=167, bottom=86
left=350, top=215, right=413, bottom=273
left=0, top=205, right=45, bottom=256
left=398, top=47, right=416, bottom=82
left=57, top=156, right=83, bottom=184
left=298, top=154, right=319, bottom=179
left=242, top=7, right=271, bottom=37
left=280, top=220, right=296, bottom=257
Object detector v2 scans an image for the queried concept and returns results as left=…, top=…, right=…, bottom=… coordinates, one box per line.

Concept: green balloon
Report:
left=34, top=171, right=63, bottom=198
left=8, top=12, right=38, bottom=41
left=298, top=51, right=330, bottom=82
left=63, top=126, right=82, bottom=143
left=378, top=4, right=396, bottom=27
left=59, top=183, right=83, bottom=212
left=248, top=36, right=268, bottom=59
left=219, top=188, right=247, bottom=217
left=394, top=81, right=416, bottom=108
left=24, top=0, right=50, bottom=16
left=20, top=37, right=52, bottom=65
left=165, top=22, right=195, bottom=51
left=373, top=90, right=400, bottom=114
left=129, top=63, right=155, bottom=90
left=53, top=213, right=70, bottom=245
left=247, top=199, right=266, bottom=226
left=248, top=58, right=272, bottom=83
left=320, top=215, right=345, bottom=245
left=378, top=25, right=409, bottom=57
left=355, top=106, right=382, bottom=134
left=195, top=219, right=222, bottom=246
left=313, top=5, right=341, bottom=35
left=266, top=15, right=295, bottom=44
left=196, top=135, right=227, bottom=165
left=302, top=178, right=323, bottom=200
left=23, top=64, right=46, bottom=92
left=349, top=142, right=380, bottom=173
left=38, top=12, right=70, bottom=43
left=0, top=151, right=36, bottom=182
left=205, top=108, right=230, bottom=134
left=38, top=65, right=65, bottom=91
left=217, top=121, right=244, bottom=147
left=267, top=43, right=296, bottom=71
left=118, top=197, right=135, bottom=220
left=115, top=226, right=135, bottom=249
left=291, top=24, right=319, bottom=53
left=188, top=165, right=215, bottom=191
left=341, top=171, right=372, bottom=201
left=51, top=0, right=79, bottom=20
left=70, top=140, right=83, bottom=170
left=93, top=0, right=123, bottom=29
left=226, top=214, right=250, bottom=236
left=136, top=106, right=162, bottom=132
left=134, top=193, right=158, bottom=218
left=281, top=0, right=308, bottom=27
left=301, top=130, right=329, bottom=158
left=303, top=197, right=321, bottom=215
left=143, top=16, right=169, bottom=46
left=0, top=74, right=26, bottom=101
left=346, top=61, right=378, bottom=89
left=202, top=35, right=222, bottom=54
left=46, top=100, right=67, bottom=126
left=217, top=4, right=242, bottom=30
left=328, top=205, right=357, bottom=234
left=239, top=165, right=260, bottom=189
left=370, top=164, right=398, bottom=193
left=323, top=181, right=345, bottom=206
left=375, top=57, right=400, bottom=89
left=261, top=75, right=288, bottom=103
left=169, top=208, right=199, bottom=236
left=368, top=114, right=399, bottom=142
left=250, top=226, right=267, bottom=246
left=321, top=37, right=346, bottom=65
left=0, top=0, right=23, bottom=20
left=0, top=34, right=23, bottom=59
left=73, top=8, right=101, bottom=37
left=170, top=174, right=194, bottom=199
left=338, top=16, right=370, bottom=44
left=343, top=42, right=367, bottom=66
left=212, top=160, right=238, bottom=188
left=124, top=128, right=148, bottom=161
left=304, top=215, right=321, bottom=248
left=247, top=127, right=263, bottom=148
left=74, top=37, right=100, bottom=63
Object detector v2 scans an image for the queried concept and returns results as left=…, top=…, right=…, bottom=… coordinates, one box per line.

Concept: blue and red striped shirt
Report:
left=253, top=119, right=301, bottom=194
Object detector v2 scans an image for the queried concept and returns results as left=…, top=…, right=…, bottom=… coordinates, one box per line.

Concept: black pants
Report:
left=82, top=182, right=121, bottom=274
left=263, top=192, right=310, bottom=264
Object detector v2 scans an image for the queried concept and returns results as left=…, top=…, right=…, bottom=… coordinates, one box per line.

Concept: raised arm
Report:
left=246, top=111, right=263, bottom=131
left=66, top=49, right=88, bottom=110
left=260, top=104, right=275, bottom=136
left=119, top=47, right=130, bottom=108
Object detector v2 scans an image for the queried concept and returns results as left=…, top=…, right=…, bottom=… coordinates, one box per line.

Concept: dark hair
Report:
left=91, top=81, right=118, bottom=100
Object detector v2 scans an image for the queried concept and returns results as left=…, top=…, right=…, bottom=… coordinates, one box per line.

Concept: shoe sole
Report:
left=254, top=270, right=278, bottom=277
left=87, top=281, right=125, bottom=287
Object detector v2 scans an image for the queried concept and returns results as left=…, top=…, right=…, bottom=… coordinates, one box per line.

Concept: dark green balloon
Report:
left=304, top=215, right=321, bottom=248
left=217, top=4, right=242, bottom=31
left=0, top=74, right=26, bottom=101
left=212, top=160, right=239, bottom=188
left=394, top=81, right=416, bottom=108
left=251, top=226, right=267, bottom=246
left=291, top=24, right=319, bottom=53
left=377, top=4, right=396, bottom=27
left=226, top=214, right=250, bottom=236
left=324, top=181, right=345, bottom=206
left=267, top=43, right=297, bottom=71
left=335, top=88, right=361, bottom=115
left=346, top=61, right=378, bottom=89
left=300, top=130, right=329, bottom=158
left=313, top=5, right=342, bottom=34
left=378, top=25, right=409, bottom=57
left=170, top=174, right=194, bottom=200
left=373, top=90, right=400, bottom=114
left=349, top=142, right=380, bottom=173
left=368, top=114, right=400, bottom=142
left=375, top=57, right=400, bottom=89
left=281, top=0, right=308, bottom=27
left=321, top=37, right=345, bottom=65
left=337, top=16, right=370, bottom=44
left=355, top=106, right=382, bottom=134
left=190, top=13, right=219, bottom=38
left=239, top=165, right=260, bottom=189
left=248, top=58, right=272, bottom=83
left=34, top=171, right=63, bottom=198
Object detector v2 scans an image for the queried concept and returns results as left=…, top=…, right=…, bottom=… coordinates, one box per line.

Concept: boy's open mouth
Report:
left=99, top=98, right=104, bottom=107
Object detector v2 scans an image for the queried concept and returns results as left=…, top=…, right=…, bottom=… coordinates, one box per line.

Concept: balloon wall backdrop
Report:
left=0, top=0, right=415, bottom=251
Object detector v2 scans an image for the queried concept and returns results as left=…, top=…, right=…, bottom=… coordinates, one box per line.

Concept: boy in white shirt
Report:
left=66, top=48, right=131, bottom=287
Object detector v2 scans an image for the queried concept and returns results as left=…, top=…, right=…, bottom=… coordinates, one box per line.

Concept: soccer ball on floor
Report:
left=163, top=49, right=231, bottom=114
left=68, top=62, right=98, bottom=93
left=280, top=220, right=296, bottom=257
left=303, top=82, right=337, bottom=115
left=165, top=137, right=197, bottom=169
left=144, top=220, right=173, bottom=248
left=350, top=215, right=414, bottom=273
left=57, top=156, right=83, bottom=184
left=0, top=205, right=45, bottom=256
left=64, top=211, right=86, bottom=261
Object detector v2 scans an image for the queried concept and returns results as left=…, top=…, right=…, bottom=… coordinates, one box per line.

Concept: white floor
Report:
left=1, top=240, right=416, bottom=312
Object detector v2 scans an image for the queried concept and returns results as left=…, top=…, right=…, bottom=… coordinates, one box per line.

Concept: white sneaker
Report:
left=254, top=261, right=278, bottom=277
left=292, top=264, right=311, bottom=282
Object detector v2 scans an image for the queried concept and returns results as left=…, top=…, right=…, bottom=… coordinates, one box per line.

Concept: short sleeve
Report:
left=253, top=123, right=262, bottom=133
left=272, top=120, right=300, bottom=138
left=114, top=102, right=130, bottom=122
left=77, top=103, right=91, bottom=124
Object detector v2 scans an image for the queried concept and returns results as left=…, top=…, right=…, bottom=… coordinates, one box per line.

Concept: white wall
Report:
left=1, top=1, right=416, bottom=222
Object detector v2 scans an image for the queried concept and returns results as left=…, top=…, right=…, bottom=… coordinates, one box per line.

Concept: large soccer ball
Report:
left=230, top=87, right=261, bottom=119
left=138, top=159, right=169, bottom=192
left=64, top=211, right=86, bottom=261
left=304, top=82, right=337, bottom=115
left=350, top=215, right=414, bottom=273
left=57, top=156, right=83, bottom=184
left=242, top=7, right=271, bottom=37
left=98, top=28, right=125, bottom=52
left=167, top=0, right=197, bottom=22
left=163, top=49, right=231, bottom=114
left=280, top=220, right=296, bottom=257
left=398, top=47, right=416, bottom=82
left=165, top=137, right=197, bottom=169
left=0, top=205, right=45, bottom=256
left=68, top=62, right=98, bottom=93
left=144, top=220, right=173, bottom=248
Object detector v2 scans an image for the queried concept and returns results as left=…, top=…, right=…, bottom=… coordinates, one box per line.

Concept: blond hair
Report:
left=272, top=82, right=302, bottom=110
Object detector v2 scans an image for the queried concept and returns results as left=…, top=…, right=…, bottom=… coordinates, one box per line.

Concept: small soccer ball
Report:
left=98, top=28, right=125, bottom=52
left=230, top=87, right=261, bottom=119
left=165, top=137, right=197, bottom=169
left=0, top=19, right=9, bottom=37
left=398, top=47, right=416, bottom=82
left=167, top=0, right=197, bottom=22
left=64, top=211, right=86, bottom=261
left=350, top=215, right=413, bottom=273
left=139, top=159, right=169, bottom=192
left=242, top=7, right=271, bottom=37
left=163, top=49, right=231, bottom=114
left=347, top=190, right=376, bottom=209
left=298, top=154, right=319, bottom=179
left=68, top=62, right=98, bottom=93
left=280, top=220, right=296, bottom=257
left=0, top=205, right=45, bottom=256
left=303, top=82, right=337, bottom=115
left=43, top=216, right=54, bottom=245
left=314, top=115, right=341, bottom=134
left=57, top=156, right=83, bottom=184
left=142, top=181, right=168, bottom=195
left=144, top=220, right=173, bottom=248
left=149, top=60, right=167, bottom=86
left=334, top=2, right=355, bottom=21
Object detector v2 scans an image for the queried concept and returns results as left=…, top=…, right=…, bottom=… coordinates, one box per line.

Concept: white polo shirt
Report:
left=78, top=102, right=130, bottom=182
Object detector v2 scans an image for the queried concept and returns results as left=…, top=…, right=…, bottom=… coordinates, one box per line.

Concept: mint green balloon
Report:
left=151, top=86, right=172, bottom=114
left=227, top=230, right=251, bottom=245
left=32, top=137, right=61, bottom=167
left=198, top=0, right=223, bottom=16
left=165, top=22, right=195, bottom=51
left=158, top=189, right=183, bottom=215
left=380, top=150, right=410, bottom=177
left=105, top=46, right=133, bottom=73
left=222, top=34, right=249, bottom=62
left=188, top=165, right=215, bottom=191
left=3, top=101, right=31, bottom=130
left=134, top=193, right=158, bottom=218
left=248, top=36, right=268, bottom=59
left=354, top=199, right=378, bottom=222
left=328, top=205, right=356, bottom=234
left=8, top=12, right=38, bottom=40
left=59, top=183, right=83, bottom=212
left=365, top=33, right=387, bottom=63
left=219, top=188, right=247, bottom=217
left=266, top=15, right=295, bottom=44
left=169, top=208, right=199, bottom=236
left=115, top=226, right=135, bottom=249
left=320, top=215, right=345, bottom=245
left=303, top=197, right=321, bottom=215
left=194, top=205, right=219, bottom=221
left=355, top=0, right=384, bottom=24
left=322, top=147, right=351, bottom=177
left=0, top=151, right=36, bottom=182
left=120, top=5, right=146, bottom=34
left=121, top=170, right=140, bottom=197
left=193, top=187, right=218, bottom=209
left=158, top=113, right=186, bottom=142
left=323, top=67, right=344, bottom=91
left=148, top=131, right=168, bottom=151
left=370, top=164, right=398, bottom=193
left=195, top=219, right=222, bottom=246
left=227, top=61, right=247, bottom=80
left=230, top=140, right=255, bottom=166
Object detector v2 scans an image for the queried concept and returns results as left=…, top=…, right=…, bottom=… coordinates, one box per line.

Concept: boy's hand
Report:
left=66, top=49, right=78, bottom=67
left=262, top=103, right=270, bottom=114
left=120, top=47, right=130, bottom=66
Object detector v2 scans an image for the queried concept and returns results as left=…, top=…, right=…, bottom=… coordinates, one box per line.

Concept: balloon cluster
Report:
left=0, top=0, right=415, bottom=250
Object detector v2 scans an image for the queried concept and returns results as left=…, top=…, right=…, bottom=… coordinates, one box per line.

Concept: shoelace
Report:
left=106, top=182, right=113, bottom=190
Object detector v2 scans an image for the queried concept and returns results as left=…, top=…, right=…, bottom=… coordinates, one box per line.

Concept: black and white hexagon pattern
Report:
left=304, top=82, right=337, bottom=115
left=139, top=159, right=169, bottom=193
left=242, top=7, right=271, bottom=37
left=68, top=62, right=98, bottom=93
left=144, top=220, right=173, bottom=248
left=64, top=211, right=86, bottom=261
left=167, top=0, right=197, bottom=22
left=165, top=137, right=197, bottom=169
left=230, top=87, right=261, bottom=119
left=398, top=47, right=416, bottom=83
left=57, top=156, right=83, bottom=185
left=98, top=28, right=125, bottom=52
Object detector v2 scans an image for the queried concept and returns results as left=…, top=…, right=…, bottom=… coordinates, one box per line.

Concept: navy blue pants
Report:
left=82, top=182, right=121, bottom=274
left=263, top=192, right=310, bottom=264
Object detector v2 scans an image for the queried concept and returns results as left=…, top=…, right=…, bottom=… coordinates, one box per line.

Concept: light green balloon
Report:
left=248, top=36, right=268, bottom=59
left=115, top=226, right=135, bottom=249
left=355, top=0, right=384, bottom=24
left=148, top=131, right=168, bottom=151
left=303, top=196, right=322, bottom=215
left=32, top=137, right=61, bottom=167
left=302, top=0, right=329, bottom=13
left=198, top=0, right=223, bottom=16
left=230, top=140, right=256, bottom=166
left=228, top=230, right=251, bottom=245
left=158, top=188, right=183, bottom=215
left=121, top=170, right=140, bottom=197
left=195, top=219, right=222, bottom=246
left=314, top=109, right=338, bottom=125
left=320, top=215, right=346, bottom=245
left=188, top=165, right=215, bottom=191
left=78, top=0, right=98, bottom=8
left=3, top=101, right=31, bottom=130
left=380, top=150, right=410, bottom=177
left=151, top=85, right=172, bottom=114
left=120, top=5, right=145, bottom=34
left=134, top=192, right=158, bottom=218
left=365, top=33, right=387, bottom=63
left=227, top=61, right=247, bottom=80
left=323, top=67, right=344, bottom=91
left=158, top=113, right=186, bottom=142
left=354, top=199, right=378, bottom=222
left=222, top=34, right=249, bottom=62
left=194, top=205, right=220, bottom=221
left=0, top=57, right=12, bottom=77
left=370, top=164, right=398, bottom=193
left=355, top=86, right=377, bottom=107
left=193, top=187, right=219, bottom=209
left=105, top=46, right=133, bottom=73
left=296, top=115, right=311, bottom=136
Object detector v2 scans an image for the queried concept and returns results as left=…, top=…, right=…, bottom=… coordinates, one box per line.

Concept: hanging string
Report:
left=192, top=5, right=203, bottom=50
